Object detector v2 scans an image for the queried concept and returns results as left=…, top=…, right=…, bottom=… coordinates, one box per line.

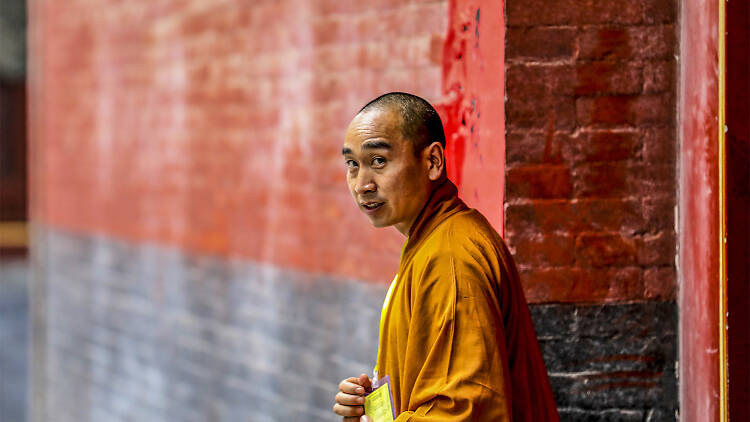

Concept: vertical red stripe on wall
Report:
left=438, top=0, right=505, bottom=234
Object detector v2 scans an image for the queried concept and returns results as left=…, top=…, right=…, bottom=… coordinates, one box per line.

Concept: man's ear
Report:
left=425, top=141, right=445, bottom=181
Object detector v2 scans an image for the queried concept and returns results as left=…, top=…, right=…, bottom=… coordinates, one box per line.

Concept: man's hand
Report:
left=333, top=373, right=372, bottom=422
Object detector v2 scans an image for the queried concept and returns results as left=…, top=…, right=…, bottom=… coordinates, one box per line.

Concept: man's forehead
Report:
left=352, top=107, right=403, bottom=132
left=343, top=108, right=404, bottom=151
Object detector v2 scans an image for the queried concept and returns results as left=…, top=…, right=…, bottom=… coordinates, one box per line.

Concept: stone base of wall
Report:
left=30, top=228, right=676, bottom=421
left=532, top=303, right=677, bottom=421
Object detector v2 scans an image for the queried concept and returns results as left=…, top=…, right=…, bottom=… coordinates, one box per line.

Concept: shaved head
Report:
left=358, top=92, right=446, bottom=154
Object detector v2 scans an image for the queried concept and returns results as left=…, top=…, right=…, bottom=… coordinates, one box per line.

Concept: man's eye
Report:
left=345, top=160, right=358, bottom=169
left=372, top=157, right=386, bottom=167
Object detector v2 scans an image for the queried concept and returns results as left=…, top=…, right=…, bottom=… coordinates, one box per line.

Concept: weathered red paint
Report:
left=27, top=0, right=506, bottom=285
left=437, top=0, right=505, bottom=233
left=679, top=0, right=721, bottom=420
left=27, top=0, right=447, bottom=284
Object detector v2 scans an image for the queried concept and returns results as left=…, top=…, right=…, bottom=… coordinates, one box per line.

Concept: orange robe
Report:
left=374, top=179, right=559, bottom=421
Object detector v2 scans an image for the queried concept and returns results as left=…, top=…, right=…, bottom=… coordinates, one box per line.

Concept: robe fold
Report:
left=374, top=179, right=560, bottom=421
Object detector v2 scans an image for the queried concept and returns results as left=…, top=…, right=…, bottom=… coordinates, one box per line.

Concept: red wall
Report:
left=438, top=0, right=505, bottom=232
left=29, top=0, right=507, bottom=286
left=29, top=1, right=447, bottom=283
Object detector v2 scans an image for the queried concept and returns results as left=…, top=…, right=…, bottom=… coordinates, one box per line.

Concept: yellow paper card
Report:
left=364, top=377, right=395, bottom=422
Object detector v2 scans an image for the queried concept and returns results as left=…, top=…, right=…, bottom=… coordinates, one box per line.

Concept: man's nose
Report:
left=354, top=178, right=376, bottom=195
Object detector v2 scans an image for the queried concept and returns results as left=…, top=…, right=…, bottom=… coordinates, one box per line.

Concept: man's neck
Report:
left=395, top=175, right=449, bottom=237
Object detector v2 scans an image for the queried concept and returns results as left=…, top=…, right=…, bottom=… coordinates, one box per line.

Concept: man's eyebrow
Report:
left=341, top=140, right=392, bottom=155
left=361, top=140, right=392, bottom=150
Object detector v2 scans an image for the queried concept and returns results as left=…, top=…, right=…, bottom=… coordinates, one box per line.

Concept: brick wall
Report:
left=505, top=0, right=677, bottom=303
left=505, top=0, right=678, bottom=420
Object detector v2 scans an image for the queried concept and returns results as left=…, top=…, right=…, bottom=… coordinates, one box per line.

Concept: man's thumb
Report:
left=359, top=373, right=371, bottom=388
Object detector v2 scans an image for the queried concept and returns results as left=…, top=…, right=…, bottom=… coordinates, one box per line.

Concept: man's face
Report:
left=342, top=108, right=431, bottom=236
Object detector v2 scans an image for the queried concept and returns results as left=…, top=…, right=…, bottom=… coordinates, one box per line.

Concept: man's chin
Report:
left=368, top=217, right=391, bottom=228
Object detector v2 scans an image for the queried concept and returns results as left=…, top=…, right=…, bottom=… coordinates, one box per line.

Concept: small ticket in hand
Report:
left=364, top=375, right=396, bottom=422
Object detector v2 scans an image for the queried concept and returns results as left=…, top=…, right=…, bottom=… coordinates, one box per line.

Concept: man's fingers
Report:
left=339, top=379, right=366, bottom=395
left=334, top=375, right=368, bottom=420
left=332, top=403, right=364, bottom=417
left=336, top=392, right=365, bottom=406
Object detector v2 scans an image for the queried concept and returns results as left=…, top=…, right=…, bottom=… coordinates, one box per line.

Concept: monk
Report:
left=333, top=92, right=559, bottom=421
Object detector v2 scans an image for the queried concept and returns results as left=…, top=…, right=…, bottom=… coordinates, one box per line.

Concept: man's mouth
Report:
left=361, top=201, right=385, bottom=212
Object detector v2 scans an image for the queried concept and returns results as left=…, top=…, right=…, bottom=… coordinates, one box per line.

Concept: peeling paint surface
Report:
left=437, top=0, right=505, bottom=233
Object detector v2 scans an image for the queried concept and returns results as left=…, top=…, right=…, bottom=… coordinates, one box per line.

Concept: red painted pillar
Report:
left=679, top=0, right=721, bottom=420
